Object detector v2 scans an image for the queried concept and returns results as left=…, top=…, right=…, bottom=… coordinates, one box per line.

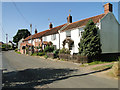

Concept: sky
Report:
left=1, top=2, right=119, bottom=43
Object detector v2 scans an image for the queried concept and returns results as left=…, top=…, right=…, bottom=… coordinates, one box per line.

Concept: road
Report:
left=1, top=51, right=118, bottom=88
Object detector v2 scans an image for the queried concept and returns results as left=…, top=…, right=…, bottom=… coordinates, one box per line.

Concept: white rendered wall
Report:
left=60, top=31, right=66, bottom=49
left=51, top=34, right=59, bottom=49
left=71, top=28, right=81, bottom=53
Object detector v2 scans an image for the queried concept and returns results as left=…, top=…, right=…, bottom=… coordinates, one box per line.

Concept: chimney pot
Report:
left=35, top=28, right=37, bottom=34
left=49, top=22, right=53, bottom=29
left=67, top=14, right=72, bottom=23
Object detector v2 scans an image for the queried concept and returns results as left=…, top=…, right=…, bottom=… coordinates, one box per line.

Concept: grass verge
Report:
left=88, top=61, right=114, bottom=65
left=16, top=51, right=21, bottom=54
left=92, top=64, right=113, bottom=70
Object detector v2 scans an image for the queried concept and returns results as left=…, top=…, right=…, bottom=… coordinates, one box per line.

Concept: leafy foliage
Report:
left=16, top=51, right=21, bottom=54
left=13, top=29, right=31, bottom=44
left=2, top=44, right=12, bottom=50
left=53, top=49, right=59, bottom=58
left=15, top=48, right=18, bottom=52
left=37, top=52, right=45, bottom=56
left=44, top=54, right=48, bottom=59
left=78, top=19, right=102, bottom=57
left=44, top=45, right=54, bottom=52
left=59, top=48, right=70, bottom=54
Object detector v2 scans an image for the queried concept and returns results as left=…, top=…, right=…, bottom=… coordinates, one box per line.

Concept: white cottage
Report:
left=23, top=3, right=120, bottom=55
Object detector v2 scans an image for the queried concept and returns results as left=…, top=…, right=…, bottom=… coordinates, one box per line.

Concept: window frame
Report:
left=79, top=27, right=84, bottom=36
left=51, top=34, right=56, bottom=40
left=44, top=36, right=47, bottom=41
left=66, top=30, right=71, bottom=37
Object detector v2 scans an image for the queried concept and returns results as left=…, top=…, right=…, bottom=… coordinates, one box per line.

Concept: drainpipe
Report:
left=58, top=31, right=60, bottom=50
left=30, top=24, right=32, bottom=54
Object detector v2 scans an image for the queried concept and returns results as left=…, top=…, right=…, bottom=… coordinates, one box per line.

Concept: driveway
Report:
left=1, top=51, right=118, bottom=88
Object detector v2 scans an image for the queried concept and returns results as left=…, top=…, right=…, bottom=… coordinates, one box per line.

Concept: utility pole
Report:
left=30, top=24, right=32, bottom=54
left=6, top=34, right=8, bottom=50
left=6, top=34, right=8, bottom=44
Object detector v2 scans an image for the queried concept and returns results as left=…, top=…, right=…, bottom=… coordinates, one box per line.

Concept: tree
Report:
left=78, top=19, right=102, bottom=57
left=13, top=29, right=31, bottom=44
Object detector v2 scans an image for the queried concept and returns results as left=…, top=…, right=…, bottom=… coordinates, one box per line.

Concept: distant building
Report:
left=0, top=42, right=4, bottom=45
left=8, top=41, right=13, bottom=46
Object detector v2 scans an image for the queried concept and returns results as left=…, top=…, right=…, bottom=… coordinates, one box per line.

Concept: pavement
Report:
left=1, top=51, right=119, bottom=88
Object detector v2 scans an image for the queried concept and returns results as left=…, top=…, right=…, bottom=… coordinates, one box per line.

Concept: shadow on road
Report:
left=2, top=68, right=77, bottom=88
left=2, top=67, right=111, bottom=89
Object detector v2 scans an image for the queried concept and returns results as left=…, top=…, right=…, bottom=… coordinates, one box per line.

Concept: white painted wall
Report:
left=59, top=28, right=82, bottom=54
left=71, top=28, right=80, bottom=53
left=60, top=31, right=66, bottom=49
left=100, top=12, right=119, bottom=53
left=42, top=34, right=60, bottom=49
left=51, top=34, right=59, bottom=49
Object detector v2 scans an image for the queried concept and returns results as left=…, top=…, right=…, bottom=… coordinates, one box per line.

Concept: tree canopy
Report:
left=13, top=29, right=31, bottom=44
left=78, top=19, right=102, bottom=57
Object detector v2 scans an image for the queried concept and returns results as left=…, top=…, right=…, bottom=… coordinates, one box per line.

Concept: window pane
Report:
left=66, top=31, right=71, bottom=37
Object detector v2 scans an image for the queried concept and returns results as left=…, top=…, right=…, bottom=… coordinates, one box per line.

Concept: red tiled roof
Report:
left=32, top=29, right=50, bottom=39
left=24, top=35, right=31, bottom=41
left=24, top=30, right=49, bottom=41
left=24, top=13, right=105, bottom=41
left=43, top=24, right=66, bottom=36
left=62, top=13, right=105, bottom=32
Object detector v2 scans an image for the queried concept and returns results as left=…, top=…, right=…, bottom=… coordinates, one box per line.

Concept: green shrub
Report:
left=15, top=48, right=18, bottom=52
left=31, top=53, right=37, bottom=56
left=59, top=48, right=70, bottom=54
left=44, top=54, right=48, bottom=59
left=59, top=48, right=66, bottom=54
left=44, top=45, right=54, bottom=52
left=38, top=52, right=45, bottom=56
left=16, top=51, right=21, bottom=54
left=53, top=49, right=59, bottom=58
left=78, top=19, right=101, bottom=57
left=50, top=46, right=54, bottom=52
left=119, top=56, right=120, bottom=61
left=66, top=49, right=71, bottom=54
left=44, top=46, right=49, bottom=52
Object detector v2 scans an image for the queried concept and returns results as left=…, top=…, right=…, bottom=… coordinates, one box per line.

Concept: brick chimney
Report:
left=35, top=28, right=37, bottom=34
left=67, top=14, right=72, bottom=23
left=49, top=22, right=53, bottom=29
left=104, top=3, right=113, bottom=14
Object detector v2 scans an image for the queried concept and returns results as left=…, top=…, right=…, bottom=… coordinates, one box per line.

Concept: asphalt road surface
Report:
left=1, top=51, right=118, bottom=88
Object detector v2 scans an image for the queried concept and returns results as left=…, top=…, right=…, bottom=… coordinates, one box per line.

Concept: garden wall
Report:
left=47, top=53, right=88, bottom=64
